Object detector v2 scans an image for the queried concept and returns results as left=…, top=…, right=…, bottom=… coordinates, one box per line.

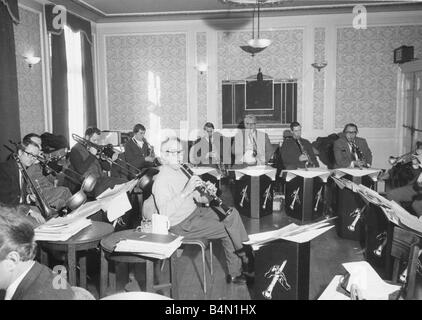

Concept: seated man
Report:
left=0, top=204, right=74, bottom=300
left=232, top=114, right=273, bottom=166
left=152, top=137, right=253, bottom=284
left=0, top=138, right=45, bottom=224
left=69, top=127, right=127, bottom=197
left=23, top=133, right=72, bottom=211
left=190, top=122, right=225, bottom=166
left=333, top=123, right=372, bottom=168
left=280, top=121, right=319, bottom=170
left=385, top=142, right=422, bottom=216
left=124, top=123, right=158, bottom=177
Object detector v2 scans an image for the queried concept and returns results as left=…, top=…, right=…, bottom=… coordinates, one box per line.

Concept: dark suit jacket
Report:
left=280, top=137, right=319, bottom=170
left=189, top=132, right=225, bottom=165
left=333, top=134, right=373, bottom=168
left=11, top=262, right=75, bottom=300
left=124, top=138, right=155, bottom=173
left=0, top=158, right=21, bottom=206
left=69, top=143, right=110, bottom=179
left=232, top=130, right=274, bottom=165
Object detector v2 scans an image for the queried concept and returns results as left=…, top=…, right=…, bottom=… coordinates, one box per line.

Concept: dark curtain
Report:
left=51, top=32, right=69, bottom=142
left=81, top=28, right=97, bottom=128
left=45, top=4, right=96, bottom=141
left=0, top=0, right=20, bottom=161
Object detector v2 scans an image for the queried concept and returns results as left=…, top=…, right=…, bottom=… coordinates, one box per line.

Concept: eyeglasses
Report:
left=345, top=131, right=357, bottom=134
left=165, top=150, right=183, bottom=154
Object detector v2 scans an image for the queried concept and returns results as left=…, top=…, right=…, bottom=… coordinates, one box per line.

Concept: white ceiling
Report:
left=44, top=0, right=422, bottom=21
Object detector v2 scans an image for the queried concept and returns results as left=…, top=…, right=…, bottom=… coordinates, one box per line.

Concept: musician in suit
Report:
left=0, top=204, right=75, bottom=300
left=124, top=124, right=157, bottom=176
left=280, top=122, right=319, bottom=170
left=0, top=139, right=45, bottom=224
left=232, top=114, right=274, bottom=166
left=189, top=122, right=225, bottom=166
left=69, top=127, right=128, bottom=197
left=152, top=137, right=253, bottom=284
left=333, top=123, right=372, bottom=168
left=23, top=133, right=72, bottom=211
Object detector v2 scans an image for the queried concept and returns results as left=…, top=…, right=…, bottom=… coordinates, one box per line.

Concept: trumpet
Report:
left=314, top=186, right=323, bottom=212
left=290, top=187, right=301, bottom=210
left=179, top=164, right=232, bottom=218
left=262, top=260, right=290, bottom=300
left=239, top=185, right=248, bottom=208
left=388, top=151, right=419, bottom=166
left=262, top=185, right=272, bottom=209
left=373, top=232, right=387, bottom=257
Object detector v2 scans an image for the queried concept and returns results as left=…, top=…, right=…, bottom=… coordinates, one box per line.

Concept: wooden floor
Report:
left=81, top=181, right=366, bottom=300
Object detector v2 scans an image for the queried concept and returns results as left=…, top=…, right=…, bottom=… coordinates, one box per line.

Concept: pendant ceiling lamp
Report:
left=240, top=0, right=271, bottom=56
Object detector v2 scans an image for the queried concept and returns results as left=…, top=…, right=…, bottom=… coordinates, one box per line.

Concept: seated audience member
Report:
left=69, top=127, right=127, bottom=197
left=124, top=124, right=157, bottom=176
left=333, top=123, right=372, bottom=169
left=232, top=114, right=273, bottom=166
left=0, top=205, right=74, bottom=300
left=23, top=133, right=72, bottom=211
left=152, top=137, right=253, bottom=284
left=0, top=138, right=45, bottom=224
left=280, top=122, right=318, bottom=170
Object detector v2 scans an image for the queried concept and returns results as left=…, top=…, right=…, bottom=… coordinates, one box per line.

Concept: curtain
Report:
left=0, top=0, right=20, bottom=161
left=45, top=4, right=96, bottom=141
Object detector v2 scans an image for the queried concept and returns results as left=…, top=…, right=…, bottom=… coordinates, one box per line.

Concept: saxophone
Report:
left=296, top=138, right=313, bottom=170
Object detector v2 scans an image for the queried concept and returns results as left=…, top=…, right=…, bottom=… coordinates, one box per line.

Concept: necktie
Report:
left=350, top=142, right=358, bottom=161
left=208, top=138, right=213, bottom=164
left=250, top=132, right=257, bottom=157
left=20, top=172, right=28, bottom=204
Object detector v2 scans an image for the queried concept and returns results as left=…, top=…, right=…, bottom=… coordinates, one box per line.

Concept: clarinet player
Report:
left=280, top=122, right=318, bottom=170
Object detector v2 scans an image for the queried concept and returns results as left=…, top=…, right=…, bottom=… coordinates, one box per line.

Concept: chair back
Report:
left=71, top=286, right=96, bottom=300
left=101, top=292, right=172, bottom=300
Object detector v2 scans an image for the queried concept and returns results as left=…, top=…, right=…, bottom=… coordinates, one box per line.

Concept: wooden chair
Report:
left=180, top=239, right=214, bottom=294
left=390, top=226, right=421, bottom=299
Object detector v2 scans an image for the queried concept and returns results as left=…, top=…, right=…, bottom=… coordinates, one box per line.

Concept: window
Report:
left=64, top=26, right=84, bottom=147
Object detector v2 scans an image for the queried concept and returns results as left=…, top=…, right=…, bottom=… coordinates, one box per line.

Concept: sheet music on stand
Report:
left=244, top=217, right=336, bottom=250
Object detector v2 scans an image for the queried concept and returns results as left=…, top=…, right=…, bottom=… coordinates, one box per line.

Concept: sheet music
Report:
left=334, top=168, right=381, bottom=178
left=282, top=169, right=331, bottom=181
left=102, top=192, right=132, bottom=222
left=96, top=178, right=138, bottom=199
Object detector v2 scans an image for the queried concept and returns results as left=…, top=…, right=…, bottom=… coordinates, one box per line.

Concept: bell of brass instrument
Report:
left=290, top=187, right=300, bottom=210
left=240, top=185, right=248, bottom=208
left=11, top=151, right=58, bottom=220
left=388, top=151, right=418, bottom=166
left=180, top=163, right=232, bottom=218
left=262, top=185, right=272, bottom=209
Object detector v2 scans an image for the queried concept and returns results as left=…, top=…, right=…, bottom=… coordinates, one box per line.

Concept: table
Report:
left=231, top=165, right=277, bottom=219
left=99, top=229, right=178, bottom=299
left=282, top=169, right=331, bottom=222
left=333, top=168, right=381, bottom=241
left=38, top=221, right=114, bottom=288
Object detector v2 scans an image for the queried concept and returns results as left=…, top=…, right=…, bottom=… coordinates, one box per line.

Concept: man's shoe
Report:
left=226, top=274, right=247, bottom=285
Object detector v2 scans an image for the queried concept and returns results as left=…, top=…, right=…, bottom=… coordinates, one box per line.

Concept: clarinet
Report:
left=352, top=141, right=369, bottom=169
left=296, top=138, right=313, bottom=170
left=179, top=164, right=233, bottom=217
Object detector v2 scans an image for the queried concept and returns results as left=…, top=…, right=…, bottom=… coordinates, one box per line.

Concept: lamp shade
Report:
left=247, top=38, right=272, bottom=49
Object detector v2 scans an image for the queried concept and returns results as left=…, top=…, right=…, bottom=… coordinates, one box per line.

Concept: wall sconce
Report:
left=311, top=61, right=327, bottom=72
left=23, top=55, right=41, bottom=68
left=196, top=63, right=208, bottom=75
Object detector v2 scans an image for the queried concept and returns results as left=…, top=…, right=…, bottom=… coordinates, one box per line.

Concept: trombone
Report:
left=388, top=151, right=419, bottom=166
left=72, top=133, right=143, bottom=178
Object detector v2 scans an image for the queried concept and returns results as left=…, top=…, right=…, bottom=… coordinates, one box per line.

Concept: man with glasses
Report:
left=0, top=138, right=45, bottom=224
left=233, top=114, right=274, bottom=166
left=152, top=137, right=253, bottom=284
left=333, top=123, right=372, bottom=169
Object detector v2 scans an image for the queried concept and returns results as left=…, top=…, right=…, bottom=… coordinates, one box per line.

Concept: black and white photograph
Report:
left=1, top=0, right=422, bottom=306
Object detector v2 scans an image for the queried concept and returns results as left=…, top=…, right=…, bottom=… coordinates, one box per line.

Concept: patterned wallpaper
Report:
left=197, top=32, right=207, bottom=130
left=336, top=25, right=422, bottom=128
left=313, top=27, right=325, bottom=130
left=106, top=34, right=187, bottom=131
left=217, top=29, right=303, bottom=127
left=14, top=7, right=45, bottom=137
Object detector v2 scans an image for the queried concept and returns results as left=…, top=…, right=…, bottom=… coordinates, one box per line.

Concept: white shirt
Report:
left=5, top=261, right=35, bottom=300
left=133, top=137, right=144, bottom=149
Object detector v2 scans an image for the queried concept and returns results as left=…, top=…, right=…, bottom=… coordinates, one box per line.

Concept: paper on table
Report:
left=234, top=166, right=277, bottom=180
left=282, top=225, right=334, bottom=244
left=191, top=167, right=221, bottom=179
left=282, top=169, right=331, bottom=182
left=101, top=192, right=132, bottom=222
left=318, top=275, right=350, bottom=300
left=43, top=200, right=102, bottom=227
left=342, top=261, right=400, bottom=300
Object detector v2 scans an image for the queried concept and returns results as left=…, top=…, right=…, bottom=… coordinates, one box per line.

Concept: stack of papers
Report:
left=244, top=217, right=336, bottom=250
left=114, top=232, right=184, bottom=259
left=35, top=218, right=92, bottom=241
